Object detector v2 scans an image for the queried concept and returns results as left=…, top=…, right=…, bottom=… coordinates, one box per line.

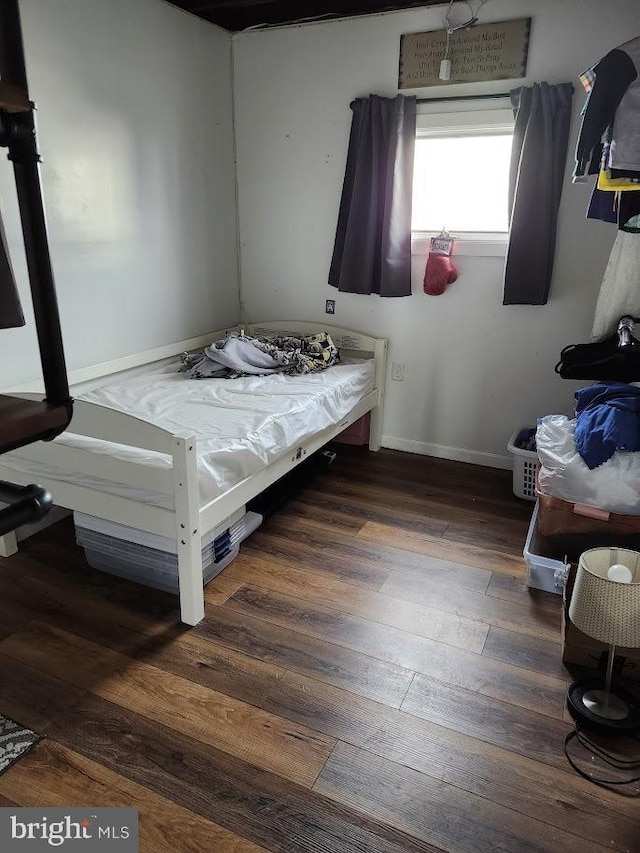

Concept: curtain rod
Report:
left=416, top=92, right=511, bottom=104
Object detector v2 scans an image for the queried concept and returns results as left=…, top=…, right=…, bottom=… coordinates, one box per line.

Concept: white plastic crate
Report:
left=523, top=502, right=568, bottom=595
left=507, top=427, right=540, bottom=501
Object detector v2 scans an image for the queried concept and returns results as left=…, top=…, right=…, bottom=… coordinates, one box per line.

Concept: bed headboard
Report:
left=5, top=322, right=387, bottom=395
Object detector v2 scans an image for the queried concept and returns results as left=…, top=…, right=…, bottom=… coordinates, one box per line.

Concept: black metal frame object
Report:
left=0, top=0, right=72, bottom=533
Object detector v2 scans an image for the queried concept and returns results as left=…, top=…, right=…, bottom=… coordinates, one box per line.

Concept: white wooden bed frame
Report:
left=0, top=322, right=387, bottom=625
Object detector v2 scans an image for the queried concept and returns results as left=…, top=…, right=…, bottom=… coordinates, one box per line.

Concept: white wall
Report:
left=0, top=0, right=239, bottom=388
left=233, top=0, right=640, bottom=467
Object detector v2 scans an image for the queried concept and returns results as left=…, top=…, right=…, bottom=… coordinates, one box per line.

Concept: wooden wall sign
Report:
left=399, top=18, right=531, bottom=89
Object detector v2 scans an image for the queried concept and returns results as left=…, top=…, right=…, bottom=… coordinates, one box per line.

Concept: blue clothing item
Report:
left=574, top=382, right=640, bottom=469
left=587, top=185, right=618, bottom=223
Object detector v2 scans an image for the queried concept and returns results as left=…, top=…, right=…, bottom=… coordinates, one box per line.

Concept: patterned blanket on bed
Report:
left=181, top=332, right=340, bottom=379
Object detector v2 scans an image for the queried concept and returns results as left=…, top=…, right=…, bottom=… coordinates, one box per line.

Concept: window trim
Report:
left=412, top=105, right=514, bottom=258
left=411, top=231, right=508, bottom=258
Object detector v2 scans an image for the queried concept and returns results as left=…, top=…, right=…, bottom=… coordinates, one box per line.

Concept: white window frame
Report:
left=411, top=101, right=514, bottom=258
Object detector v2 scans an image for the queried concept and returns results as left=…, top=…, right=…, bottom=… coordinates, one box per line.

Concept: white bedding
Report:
left=2, top=359, right=375, bottom=509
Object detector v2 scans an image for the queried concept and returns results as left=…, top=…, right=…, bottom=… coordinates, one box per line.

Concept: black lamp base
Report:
left=567, top=680, right=640, bottom=732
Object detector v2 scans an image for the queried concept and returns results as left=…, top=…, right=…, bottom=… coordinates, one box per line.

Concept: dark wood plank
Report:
left=48, top=695, right=446, bottom=853
left=482, top=625, right=570, bottom=682
left=292, top=489, right=450, bottom=540
left=261, top=671, right=640, bottom=852
left=307, top=478, right=527, bottom=553
left=358, top=521, right=527, bottom=576
left=486, top=572, right=562, bottom=612
left=0, top=621, right=335, bottom=787
left=0, top=552, right=178, bottom=654
left=195, top=605, right=415, bottom=708
left=314, top=742, right=614, bottom=853
left=283, top=496, right=367, bottom=534
left=227, top=586, right=566, bottom=718
left=13, top=519, right=180, bottom=622
left=319, top=469, right=531, bottom=536
left=381, top=570, right=560, bottom=642
left=242, top=528, right=397, bottom=591
left=223, top=557, right=489, bottom=653
left=332, top=447, right=519, bottom=500
left=402, top=672, right=572, bottom=771
left=132, top=627, right=286, bottom=707
left=442, top=519, right=527, bottom=554
left=204, top=573, right=245, bottom=606
left=0, top=651, right=85, bottom=732
left=0, top=740, right=267, bottom=853
left=329, top=453, right=531, bottom=520
left=0, top=593, right=38, bottom=635
left=258, top=513, right=493, bottom=593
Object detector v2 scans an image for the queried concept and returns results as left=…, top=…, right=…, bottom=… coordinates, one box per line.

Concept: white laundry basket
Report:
left=507, top=428, right=540, bottom=502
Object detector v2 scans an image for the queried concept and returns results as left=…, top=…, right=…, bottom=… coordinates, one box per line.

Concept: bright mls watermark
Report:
left=0, top=808, right=138, bottom=851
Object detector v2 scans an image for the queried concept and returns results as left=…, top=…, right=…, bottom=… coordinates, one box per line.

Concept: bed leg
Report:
left=0, top=531, right=18, bottom=557
left=173, top=435, right=205, bottom=626
left=177, top=544, right=205, bottom=625
left=369, top=408, right=382, bottom=451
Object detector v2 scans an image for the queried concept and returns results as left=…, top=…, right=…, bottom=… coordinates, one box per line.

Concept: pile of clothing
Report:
left=574, top=381, right=640, bottom=469
left=537, top=382, right=640, bottom=515
left=181, top=331, right=340, bottom=379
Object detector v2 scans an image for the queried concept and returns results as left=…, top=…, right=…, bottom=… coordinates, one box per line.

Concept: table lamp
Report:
left=567, top=547, right=640, bottom=731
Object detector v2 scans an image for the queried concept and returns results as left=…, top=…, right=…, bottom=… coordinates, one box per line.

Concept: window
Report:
left=411, top=105, right=514, bottom=256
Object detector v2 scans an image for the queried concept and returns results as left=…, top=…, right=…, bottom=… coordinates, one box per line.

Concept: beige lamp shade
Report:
left=569, top=548, right=640, bottom=648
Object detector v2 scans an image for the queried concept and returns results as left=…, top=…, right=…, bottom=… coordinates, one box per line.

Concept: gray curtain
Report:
left=329, top=94, right=416, bottom=297
left=0, top=209, right=23, bottom=329
left=503, top=82, right=573, bottom=306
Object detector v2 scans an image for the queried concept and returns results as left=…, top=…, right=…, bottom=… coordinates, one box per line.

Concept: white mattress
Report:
left=2, top=359, right=375, bottom=509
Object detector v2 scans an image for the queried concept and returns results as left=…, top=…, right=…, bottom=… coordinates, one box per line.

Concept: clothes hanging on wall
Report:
left=582, top=133, right=640, bottom=227
left=587, top=186, right=618, bottom=223
left=592, top=231, right=640, bottom=340
left=619, top=192, right=640, bottom=232
left=598, top=170, right=640, bottom=190
left=574, top=36, right=640, bottom=179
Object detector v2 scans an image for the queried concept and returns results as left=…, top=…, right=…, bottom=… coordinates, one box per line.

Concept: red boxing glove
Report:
left=423, top=236, right=457, bottom=296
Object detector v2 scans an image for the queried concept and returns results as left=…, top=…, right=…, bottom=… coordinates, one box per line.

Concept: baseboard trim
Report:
left=381, top=435, right=512, bottom=470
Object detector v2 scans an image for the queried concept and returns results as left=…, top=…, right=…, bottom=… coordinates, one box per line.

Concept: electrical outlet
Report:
left=325, top=299, right=336, bottom=315
left=391, top=361, right=405, bottom=381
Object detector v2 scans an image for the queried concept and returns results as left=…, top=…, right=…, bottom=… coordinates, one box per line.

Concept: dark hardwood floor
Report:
left=0, top=446, right=638, bottom=852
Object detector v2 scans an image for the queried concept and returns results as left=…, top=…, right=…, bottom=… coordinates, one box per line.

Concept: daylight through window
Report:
left=411, top=107, right=514, bottom=237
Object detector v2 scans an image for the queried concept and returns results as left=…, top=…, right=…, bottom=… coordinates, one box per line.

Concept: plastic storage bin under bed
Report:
left=74, top=509, right=262, bottom=594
